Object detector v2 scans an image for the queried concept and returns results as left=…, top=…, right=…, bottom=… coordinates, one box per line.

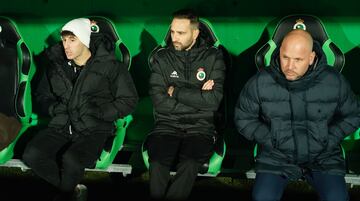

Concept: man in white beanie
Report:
left=23, top=18, right=138, bottom=201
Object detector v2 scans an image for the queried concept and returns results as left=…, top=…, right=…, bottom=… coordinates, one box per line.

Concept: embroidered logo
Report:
left=90, top=20, right=99, bottom=33
left=293, top=18, right=306, bottom=30
left=196, top=67, right=206, bottom=81
left=170, top=71, right=179, bottom=78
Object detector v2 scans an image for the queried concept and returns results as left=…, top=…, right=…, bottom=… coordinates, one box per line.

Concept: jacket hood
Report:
left=46, top=32, right=117, bottom=66
left=267, top=40, right=329, bottom=90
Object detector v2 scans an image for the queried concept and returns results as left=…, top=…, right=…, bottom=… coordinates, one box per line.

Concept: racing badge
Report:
left=196, top=67, right=206, bottom=81
left=293, top=18, right=306, bottom=30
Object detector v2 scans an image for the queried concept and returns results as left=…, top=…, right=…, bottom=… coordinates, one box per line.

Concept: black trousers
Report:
left=147, top=132, right=214, bottom=200
left=22, top=127, right=108, bottom=193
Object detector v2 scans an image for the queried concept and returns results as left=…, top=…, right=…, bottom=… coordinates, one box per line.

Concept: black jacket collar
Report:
left=267, top=41, right=329, bottom=90
left=168, top=35, right=210, bottom=61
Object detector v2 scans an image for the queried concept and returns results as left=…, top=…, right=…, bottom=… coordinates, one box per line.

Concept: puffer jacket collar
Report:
left=267, top=41, right=329, bottom=91
left=168, top=34, right=210, bottom=62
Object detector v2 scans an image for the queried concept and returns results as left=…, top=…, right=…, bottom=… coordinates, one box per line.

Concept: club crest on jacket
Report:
left=196, top=67, right=206, bottom=81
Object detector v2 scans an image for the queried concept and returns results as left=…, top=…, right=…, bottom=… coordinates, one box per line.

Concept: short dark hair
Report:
left=60, top=30, right=75, bottom=38
left=172, top=9, right=199, bottom=29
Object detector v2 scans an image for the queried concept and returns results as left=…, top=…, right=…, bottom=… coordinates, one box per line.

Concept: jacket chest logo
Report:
left=196, top=67, right=206, bottom=81
left=170, top=71, right=179, bottom=78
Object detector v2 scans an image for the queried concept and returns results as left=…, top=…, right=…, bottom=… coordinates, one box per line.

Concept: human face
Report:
left=62, top=35, right=88, bottom=61
left=280, top=36, right=315, bottom=81
left=170, top=18, right=199, bottom=51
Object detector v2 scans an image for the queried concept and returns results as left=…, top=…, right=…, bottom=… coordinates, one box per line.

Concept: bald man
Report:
left=235, top=29, right=359, bottom=201
left=280, top=30, right=315, bottom=81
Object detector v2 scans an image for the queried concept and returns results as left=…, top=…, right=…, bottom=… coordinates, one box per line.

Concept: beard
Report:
left=173, top=41, right=193, bottom=51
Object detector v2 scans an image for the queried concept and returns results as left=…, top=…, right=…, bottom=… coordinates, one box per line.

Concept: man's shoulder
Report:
left=321, top=65, right=340, bottom=75
left=152, top=47, right=171, bottom=59
left=45, top=43, right=66, bottom=66
left=89, top=55, right=128, bottom=74
left=244, top=69, right=273, bottom=88
left=257, top=68, right=272, bottom=79
left=203, top=46, right=222, bottom=56
left=318, top=65, right=342, bottom=81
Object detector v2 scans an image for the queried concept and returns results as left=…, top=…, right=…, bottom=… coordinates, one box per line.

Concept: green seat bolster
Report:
left=95, top=114, right=133, bottom=169
left=344, top=128, right=360, bottom=141
left=207, top=141, right=226, bottom=175
left=0, top=126, right=29, bottom=164
left=142, top=148, right=150, bottom=169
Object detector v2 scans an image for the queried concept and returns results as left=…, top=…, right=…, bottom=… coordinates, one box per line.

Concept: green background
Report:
left=2, top=0, right=360, bottom=158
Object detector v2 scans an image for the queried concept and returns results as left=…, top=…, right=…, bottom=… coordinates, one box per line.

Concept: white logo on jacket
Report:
left=170, top=71, right=179, bottom=78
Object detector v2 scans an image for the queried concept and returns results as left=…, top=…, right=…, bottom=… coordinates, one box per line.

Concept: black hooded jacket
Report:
left=36, top=34, right=138, bottom=136
left=149, top=35, right=226, bottom=136
left=234, top=42, right=360, bottom=179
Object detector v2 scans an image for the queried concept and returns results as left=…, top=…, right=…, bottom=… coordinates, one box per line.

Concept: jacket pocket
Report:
left=48, top=114, right=68, bottom=128
left=309, top=121, right=328, bottom=155
left=273, top=121, right=295, bottom=156
left=81, top=115, right=100, bottom=130
left=270, top=120, right=281, bottom=149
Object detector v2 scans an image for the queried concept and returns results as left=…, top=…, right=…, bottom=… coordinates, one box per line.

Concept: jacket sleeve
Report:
left=98, top=63, right=139, bottom=122
left=32, top=57, right=64, bottom=118
left=41, top=44, right=70, bottom=118
left=234, top=75, right=272, bottom=146
left=149, top=56, right=198, bottom=114
left=328, top=75, right=360, bottom=149
left=173, top=49, right=225, bottom=111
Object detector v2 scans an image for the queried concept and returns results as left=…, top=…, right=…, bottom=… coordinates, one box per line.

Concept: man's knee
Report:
left=62, top=153, right=85, bottom=170
left=176, top=159, right=201, bottom=174
left=252, top=191, right=281, bottom=201
left=22, top=146, right=43, bottom=167
left=321, top=190, right=349, bottom=201
left=149, top=160, right=170, bottom=172
left=180, top=159, right=201, bottom=168
left=252, top=183, right=283, bottom=201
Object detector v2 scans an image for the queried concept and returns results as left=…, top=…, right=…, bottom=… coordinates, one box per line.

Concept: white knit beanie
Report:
left=61, top=18, right=91, bottom=48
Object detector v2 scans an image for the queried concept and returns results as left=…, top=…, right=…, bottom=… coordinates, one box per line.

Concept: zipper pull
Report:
left=69, top=125, right=73, bottom=135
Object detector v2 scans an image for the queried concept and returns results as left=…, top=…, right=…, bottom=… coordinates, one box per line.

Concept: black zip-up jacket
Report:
left=234, top=42, right=360, bottom=179
left=149, top=37, right=226, bottom=136
left=36, top=34, right=138, bottom=136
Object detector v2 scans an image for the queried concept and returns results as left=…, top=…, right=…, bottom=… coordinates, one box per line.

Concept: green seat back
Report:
left=0, top=16, right=37, bottom=164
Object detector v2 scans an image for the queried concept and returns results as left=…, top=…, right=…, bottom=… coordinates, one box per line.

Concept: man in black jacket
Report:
left=22, top=18, right=138, bottom=201
left=235, top=29, right=360, bottom=201
left=147, top=9, right=225, bottom=200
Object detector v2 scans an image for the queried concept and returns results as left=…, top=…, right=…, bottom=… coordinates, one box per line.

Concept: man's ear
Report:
left=309, top=51, right=316, bottom=65
left=193, top=28, right=200, bottom=40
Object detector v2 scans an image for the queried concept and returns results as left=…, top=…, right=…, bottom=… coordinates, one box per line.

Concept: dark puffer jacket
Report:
left=37, top=34, right=138, bottom=136
left=149, top=36, right=225, bottom=136
left=234, top=43, right=360, bottom=179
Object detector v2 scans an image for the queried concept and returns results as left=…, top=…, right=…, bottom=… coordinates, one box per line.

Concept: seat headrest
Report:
left=89, top=16, right=119, bottom=45
left=272, top=15, right=329, bottom=45
left=255, top=14, right=345, bottom=72
left=0, top=17, right=21, bottom=48
left=88, top=16, right=131, bottom=69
